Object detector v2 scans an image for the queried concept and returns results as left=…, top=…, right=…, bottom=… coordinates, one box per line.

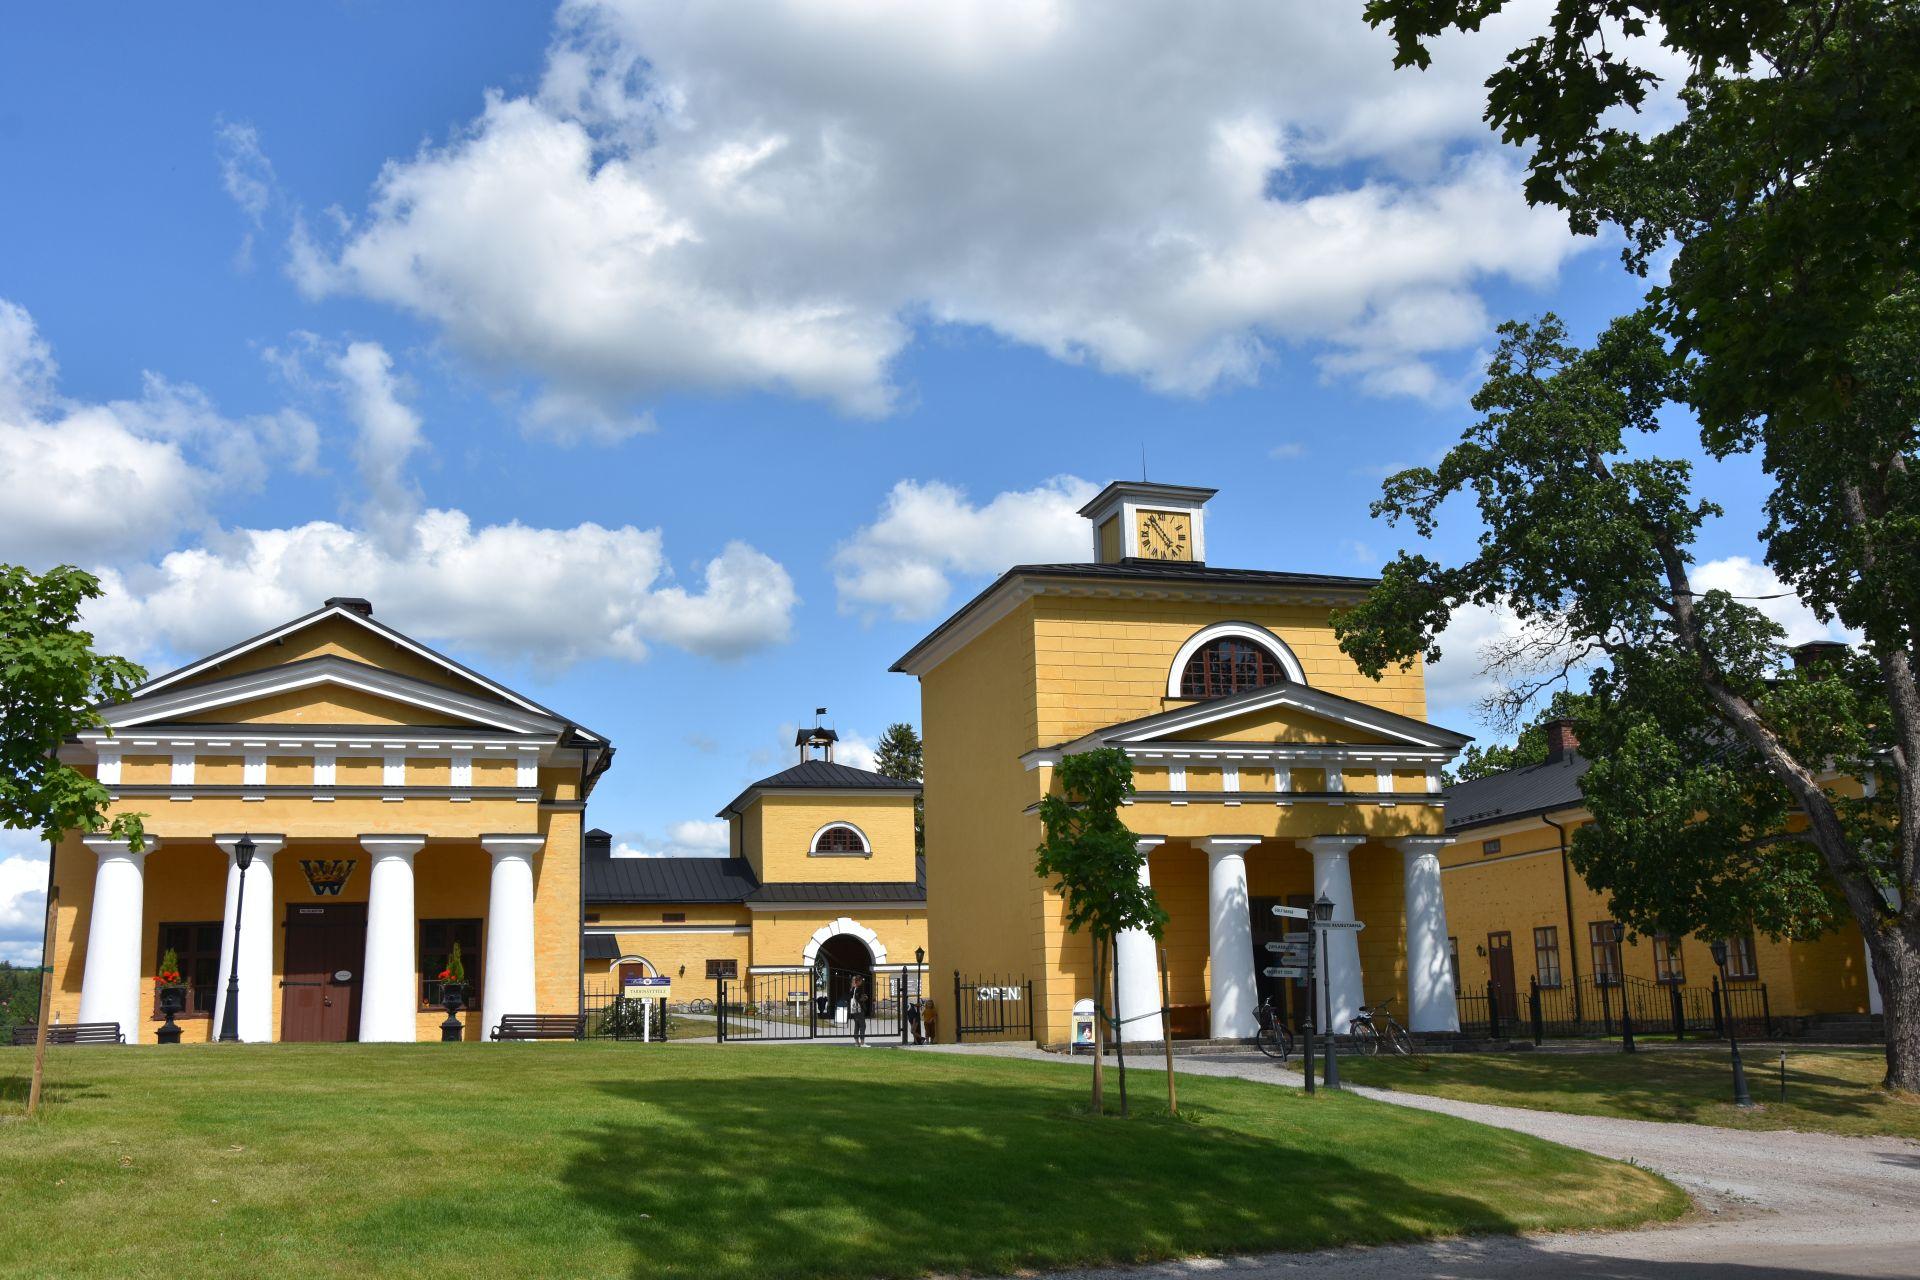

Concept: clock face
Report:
left=1135, top=509, right=1192, bottom=560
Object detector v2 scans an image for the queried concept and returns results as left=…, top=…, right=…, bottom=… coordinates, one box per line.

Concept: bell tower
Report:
left=1077, top=481, right=1216, bottom=565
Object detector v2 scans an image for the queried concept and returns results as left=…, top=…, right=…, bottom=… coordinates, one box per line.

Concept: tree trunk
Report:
left=1090, top=935, right=1107, bottom=1114
left=1870, top=922, right=1920, bottom=1093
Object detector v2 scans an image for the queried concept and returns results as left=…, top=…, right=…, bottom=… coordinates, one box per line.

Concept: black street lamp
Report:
left=1709, top=940, right=1755, bottom=1107
left=217, top=835, right=256, bottom=1043
left=1609, top=921, right=1636, bottom=1053
left=1313, top=893, right=1340, bottom=1091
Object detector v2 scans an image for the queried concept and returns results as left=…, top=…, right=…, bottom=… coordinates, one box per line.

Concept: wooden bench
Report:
left=489, top=1014, right=583, bottom=1042
left=10, top=1022, right=124, bottom=1046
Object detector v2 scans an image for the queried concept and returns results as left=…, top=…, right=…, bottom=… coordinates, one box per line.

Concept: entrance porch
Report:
left=1110, top=834, right=1458, bottom=1042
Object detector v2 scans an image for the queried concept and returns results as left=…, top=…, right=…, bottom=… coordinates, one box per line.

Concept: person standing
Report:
left=850, top=975, right=868, bottom=1046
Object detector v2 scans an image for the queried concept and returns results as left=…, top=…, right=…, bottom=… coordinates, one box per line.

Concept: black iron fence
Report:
left=1454, top=974, right=1773, bottom=1044
left=583, top=988, right=669, bottom=1041
left=716, top=966, right=927, bottom=1043
left=953, top=973, right=1034, bottom=1042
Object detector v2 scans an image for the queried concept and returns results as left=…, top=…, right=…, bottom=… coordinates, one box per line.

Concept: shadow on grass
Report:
left=560, top=1072, right=1550, bottom=1280
left=1348, top=1050, right=1907, bottom=1127
left=0, top=1072, right=105, bottom=1112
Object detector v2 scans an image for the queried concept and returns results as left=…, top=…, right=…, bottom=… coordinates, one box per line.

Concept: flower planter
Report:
left=156, top=985, right=186, bottom=1044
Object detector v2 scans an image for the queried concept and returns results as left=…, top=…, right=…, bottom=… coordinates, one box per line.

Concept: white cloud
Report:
left=612, top=818, right=731, bottom=859
left=331, top=341, right=425, bottom=551
left=0, top=830, right=49, bottom=967
left=1692, top=556, right=1856, bottom=648
left=215, top=119, right=278, bottom=269
left=1268, top=442, right=1306, bottom=461
left=0, top=300, right=319, bottom=569
left=87, top=513, right=797, bottom=673
left=294, top=0, right=1594, bottom=420
left=834, top=476, right=1096, bottom=619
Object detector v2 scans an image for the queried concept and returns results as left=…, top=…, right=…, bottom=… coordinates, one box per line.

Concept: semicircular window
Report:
left=812, top=824, right=869, bottom=855
left=1178, top=637, right=1286, bottom=699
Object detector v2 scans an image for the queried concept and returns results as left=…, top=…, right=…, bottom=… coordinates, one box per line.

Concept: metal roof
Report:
left=716, top=759, right=920, bottom=817
left=1443, top=753, right=1590, bottom=831
left=584, top=935, right=620, bottom=961
left=585, top=852, right=761, bottom=904
left=748, top=857, right=927, bottom=904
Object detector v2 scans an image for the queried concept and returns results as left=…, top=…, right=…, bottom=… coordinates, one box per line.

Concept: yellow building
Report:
left=1439, top=718, right=1884, bottom=1030
left=582, top=725, right=927, bottom=1013
left=895, top=481, right=1472, bottom=1045
left=43, top=597, right=610, bottom=1043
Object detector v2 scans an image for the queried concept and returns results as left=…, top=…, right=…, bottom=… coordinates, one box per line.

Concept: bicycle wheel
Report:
left=1276, top=1023, right=1294, bottom=1060
left=1349, top=1019, right=1381, bottom=1056
left=1256, top=1025, right=1285, bottom=1059
left=1386, top=1019, right=1414, bottom=1056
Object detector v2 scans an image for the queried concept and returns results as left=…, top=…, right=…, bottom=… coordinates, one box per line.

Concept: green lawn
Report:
left=1, top=1043, right=1679, bottom=1279
left=1340, top=1047, right=1920, bottom=1139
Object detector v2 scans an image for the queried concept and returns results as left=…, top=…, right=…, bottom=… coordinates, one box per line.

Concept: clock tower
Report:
left=1078, top=480, right=1215, bottom=565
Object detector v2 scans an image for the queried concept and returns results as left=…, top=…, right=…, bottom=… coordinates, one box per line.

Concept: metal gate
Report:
left=716, top=964, right=923, bottom=1043
left=583, top=988, right=668, bottom=1040
left=953, top=973, right=1034, bottom=1042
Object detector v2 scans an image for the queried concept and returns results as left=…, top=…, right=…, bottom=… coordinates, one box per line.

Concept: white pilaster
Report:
left=1112, top=836, right=1164, bottom=1044
left=481, top=834, right=543, bottom=1039
left=1304, top=836, right=1366, bottom=1035
left=1202, top=836, right=1262, bottom=1039
left=77, top=836, right=157, bottom=1037
left=1394, top=837, right=1459, bottom=1033
left=210, top=835, right=285, bottom=1042
left=359, top=835, right=424, bottom=1042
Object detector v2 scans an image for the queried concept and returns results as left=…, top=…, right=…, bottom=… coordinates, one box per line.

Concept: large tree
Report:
left=1348, top=0, right=1920, bottom=1089
left=873, top=721, right=924, bottom=856
left=2, top=565, right=148, bottom=1115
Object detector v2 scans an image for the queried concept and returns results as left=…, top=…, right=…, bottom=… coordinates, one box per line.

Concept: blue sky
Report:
left=0, top=3, right=1842, bottom=959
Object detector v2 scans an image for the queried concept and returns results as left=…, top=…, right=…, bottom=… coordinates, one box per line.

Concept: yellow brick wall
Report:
left=741, top=793, right=918, bottom=883
left=1441, top=812, right=1875, bottom=1016
left=920, top=599, right=1048, bottom=1038
left=749, top=909, right=928, bottom=970
left=586, top=928, right=752, bottom=991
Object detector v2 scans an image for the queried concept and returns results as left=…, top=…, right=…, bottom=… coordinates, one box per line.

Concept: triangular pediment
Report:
left=1065, top=682, right=1471, bottom=754
left=99, top=656, right=565, bottom=737
left=127, top=602, right=594, bottom=740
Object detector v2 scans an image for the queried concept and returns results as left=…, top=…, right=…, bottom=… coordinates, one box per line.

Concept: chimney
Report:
left=325, top=596, right=374, bottom=618
left=1544, top=718, right=1580, bottom=763
left=584, top=829, right=612, bottom=858
left=1790, top=640, right=1848, bottom=670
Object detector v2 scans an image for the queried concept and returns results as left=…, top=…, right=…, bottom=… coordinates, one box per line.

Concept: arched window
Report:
left=811, top=823, right=870, bottom=855
left=1178, top=637, right=1286, bottom=699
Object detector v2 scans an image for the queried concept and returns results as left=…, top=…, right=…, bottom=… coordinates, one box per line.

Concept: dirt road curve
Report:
left=932, top=1044, right=1920, bottom=1279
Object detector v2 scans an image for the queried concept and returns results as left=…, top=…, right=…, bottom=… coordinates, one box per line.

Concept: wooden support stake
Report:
left=1159, top=946, right=1177, bottom=1116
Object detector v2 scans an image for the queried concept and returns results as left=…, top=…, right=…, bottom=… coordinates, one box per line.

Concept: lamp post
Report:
left=1610, top=921, right=1636, bottom=1053
left=1709, top=940, right=1755, bottom=1107
left=217, top=835, right=256, bottom=1043
left=1313, top=893, right=1340, bottom=1091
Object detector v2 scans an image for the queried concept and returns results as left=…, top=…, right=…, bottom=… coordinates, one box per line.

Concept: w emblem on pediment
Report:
left=300, top=859, right=356, bottom=897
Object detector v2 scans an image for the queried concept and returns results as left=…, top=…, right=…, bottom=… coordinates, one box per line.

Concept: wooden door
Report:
left=282, top=904, right=367, bottom=1042
left=1487, top=931, right=1518, bottom=1023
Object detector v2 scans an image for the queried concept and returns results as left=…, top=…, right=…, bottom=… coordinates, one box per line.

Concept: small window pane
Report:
left=813, top=825, right=867, bottom=854
left=1533, top=926, right=1562, bottom=988
left=1179, top=638, right=1285, bottom=699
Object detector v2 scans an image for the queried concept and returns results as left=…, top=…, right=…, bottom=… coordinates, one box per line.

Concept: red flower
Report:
left=438, top=969, right=452, bottom=980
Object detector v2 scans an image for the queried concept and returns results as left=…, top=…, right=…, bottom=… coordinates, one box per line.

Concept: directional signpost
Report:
left=1261, top=965, right=1308, bottom=980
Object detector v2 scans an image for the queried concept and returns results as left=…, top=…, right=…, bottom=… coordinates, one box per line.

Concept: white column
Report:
left=210, top=835, right=285, bottom=1042
left=77, top=836, right=157, bottom=1036
left=1304, top=836, right=1366, bottom=1035
left=481, top=834, right=543, bottom=1039
left=1202, top=836, right=1262, bottom=1039
left=1113, top=836, right=1164, bottom=1044
left=1394, top=837, right=1459, bottom=1033
left=359, top=835, right=424, bottom=1042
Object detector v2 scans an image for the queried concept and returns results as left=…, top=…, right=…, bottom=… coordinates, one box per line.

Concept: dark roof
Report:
left=892, top=561, right=1379, bottom=672
left=748, top=856, right=927, bottom=904
left=1443, top=753, right=1590, bottom=832
left=717, top=759, right=920, bottom=817
left=585, top=852, right=761, bottom=904
left=584, top=935, right=620, bottom=961
left=583, top=836, right=926, bottom=906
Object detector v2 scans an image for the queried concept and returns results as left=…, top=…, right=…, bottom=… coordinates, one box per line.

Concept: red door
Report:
left=1487, top=931, right=1518, bottom=1024
left=282, top=904, right=367, bottom=1042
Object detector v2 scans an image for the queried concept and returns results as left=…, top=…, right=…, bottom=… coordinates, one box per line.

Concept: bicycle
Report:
left=1254, top=997, right=1295, bottom=1061
left=1347, top=1001, right=1414, bottom=1056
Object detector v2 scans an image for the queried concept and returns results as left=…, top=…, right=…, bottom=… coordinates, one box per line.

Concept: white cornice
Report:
left=101, top=657, right=563, bottom=737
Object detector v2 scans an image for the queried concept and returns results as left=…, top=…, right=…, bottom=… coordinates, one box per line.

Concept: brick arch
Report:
left=800, top=917, right=888, bottom=967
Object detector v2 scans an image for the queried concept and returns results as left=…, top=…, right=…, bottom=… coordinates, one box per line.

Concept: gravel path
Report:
left=918, top=1043, right=1920, bottom=1278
